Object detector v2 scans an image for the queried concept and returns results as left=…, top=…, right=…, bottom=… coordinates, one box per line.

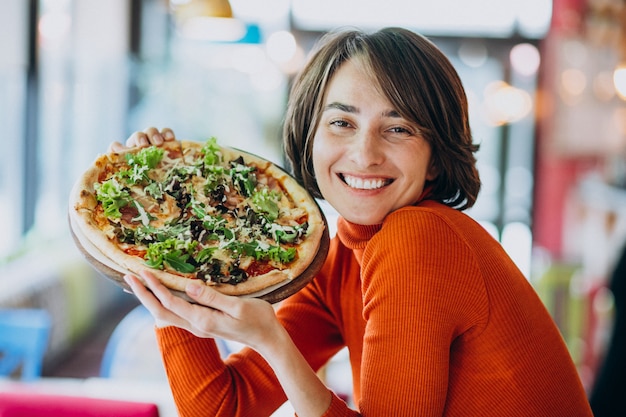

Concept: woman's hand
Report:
left=109, top=127, right=176, bottom=153
left=125, top=270, right=333, bottom=417
left=124, top=271, right=281, bottom=352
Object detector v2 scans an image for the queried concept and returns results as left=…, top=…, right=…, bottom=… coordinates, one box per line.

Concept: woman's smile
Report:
left=339, top=174, right=393, bottom=191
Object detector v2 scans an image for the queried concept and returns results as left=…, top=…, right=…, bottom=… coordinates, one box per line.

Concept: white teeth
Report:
left=343, top=175, right=388, bottom=190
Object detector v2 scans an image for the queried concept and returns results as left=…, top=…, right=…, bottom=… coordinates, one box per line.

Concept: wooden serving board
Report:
left=69, top=212, right=330, bottom=305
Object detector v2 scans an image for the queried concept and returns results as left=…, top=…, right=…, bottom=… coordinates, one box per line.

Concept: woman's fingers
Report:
left=124, top=273, right=190, bottom=329
left=124, top=127, right=175, bottom=148
left=185, top=281, right=234, bottom=313
left=108, top=141, right=125, bottom=153
left=125, top=269, right=278, bottom=346
left=125, top=131, right=150, bottom=148
left=144, top=127, right=164, bottom=146
left=161, top=127, right=176, bottom=142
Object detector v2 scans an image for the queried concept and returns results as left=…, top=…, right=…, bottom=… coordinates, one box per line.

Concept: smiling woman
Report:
left=121, top=27, right=593, bottom=417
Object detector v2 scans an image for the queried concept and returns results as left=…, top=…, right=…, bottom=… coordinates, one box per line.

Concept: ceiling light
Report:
left=171, top=0, right=247, bottom=42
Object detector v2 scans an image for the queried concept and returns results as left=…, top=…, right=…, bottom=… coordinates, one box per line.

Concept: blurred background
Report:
left=1, top=0, right=626, bottom=414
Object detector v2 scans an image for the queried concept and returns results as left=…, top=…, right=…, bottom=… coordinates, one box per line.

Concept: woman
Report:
left=121, top=27, right=593, bottom=416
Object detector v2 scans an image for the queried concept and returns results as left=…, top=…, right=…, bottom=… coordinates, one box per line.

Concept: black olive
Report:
left=189, top=220, right=204, bottom=240
left=245, top=207, right=258, bottom=224
left=210, top=184, right=227, bottom=203
left=228, top=267, right=248, bottom=284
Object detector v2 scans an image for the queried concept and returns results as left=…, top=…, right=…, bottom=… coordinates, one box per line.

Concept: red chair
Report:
left=0, top=391, right=160, bottom=417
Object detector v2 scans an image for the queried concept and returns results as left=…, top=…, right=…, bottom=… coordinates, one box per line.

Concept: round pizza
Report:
left=69, top=138, right=326, bottom=297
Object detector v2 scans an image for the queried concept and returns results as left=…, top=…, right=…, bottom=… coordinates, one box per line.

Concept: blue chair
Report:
left=100, top=305, right=162, bottom=379
left=0, top=308, right=52, bottom=380
left=100, top=305, right=237, bottom=379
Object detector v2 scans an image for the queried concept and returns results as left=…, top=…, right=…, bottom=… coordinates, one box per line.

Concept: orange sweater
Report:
left=156, top=200, right=593, bottom=416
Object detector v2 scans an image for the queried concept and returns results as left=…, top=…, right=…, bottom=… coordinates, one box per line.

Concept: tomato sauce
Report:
left=246, top=261, right=275, bottom=277
left=124, top=247, right=147, bottom=257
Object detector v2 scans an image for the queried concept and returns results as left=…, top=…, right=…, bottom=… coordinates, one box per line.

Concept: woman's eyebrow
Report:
left=323, top=102, right=403, bottom=119
left=385, top=110, right=402, bottom=118
left=324, top=102, right=358, bottom=113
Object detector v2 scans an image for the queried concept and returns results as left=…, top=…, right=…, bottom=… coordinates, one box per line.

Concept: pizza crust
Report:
left=70, top=139, right=326, bottom=298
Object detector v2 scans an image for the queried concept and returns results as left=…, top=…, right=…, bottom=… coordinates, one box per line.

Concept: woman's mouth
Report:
left=341, top=174, right=393, bottom=190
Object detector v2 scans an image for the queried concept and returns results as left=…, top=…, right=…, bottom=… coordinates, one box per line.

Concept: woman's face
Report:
left=312, top=59, right=436, bottom=225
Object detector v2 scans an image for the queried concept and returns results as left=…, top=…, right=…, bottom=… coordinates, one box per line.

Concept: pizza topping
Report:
left=91, top=138, right=313, bottom=285
left=95, top=179, right=132, bottom=218
left=117, top=146, right=164, bottom=185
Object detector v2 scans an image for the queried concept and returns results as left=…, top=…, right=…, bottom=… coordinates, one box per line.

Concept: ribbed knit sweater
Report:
left=155, top=200, right=593, bottom=416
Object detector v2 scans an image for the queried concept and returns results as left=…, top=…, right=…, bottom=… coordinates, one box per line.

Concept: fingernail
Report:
left=164, top=131, right=175, bottom=140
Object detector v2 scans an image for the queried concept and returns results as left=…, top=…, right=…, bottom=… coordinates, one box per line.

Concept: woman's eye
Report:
left=388, top=126, right=412, bottom=135
left=330, top=119, right=350, bottom=128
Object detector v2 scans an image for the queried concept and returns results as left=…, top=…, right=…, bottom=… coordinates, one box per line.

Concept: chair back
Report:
left=0, top=309, right=51, bottom=380
left=0, top=391, right=160, bottom=417
left=100, top=305, right=167, bottom=380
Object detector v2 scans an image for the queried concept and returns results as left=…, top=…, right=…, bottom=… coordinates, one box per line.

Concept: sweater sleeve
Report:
left=155, top=326, right=287, bottom=417
left=357, top=209, right=489, bottom=416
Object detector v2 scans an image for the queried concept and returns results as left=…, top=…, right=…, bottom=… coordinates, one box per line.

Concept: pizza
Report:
left=69, top=138, right=326, bottom=297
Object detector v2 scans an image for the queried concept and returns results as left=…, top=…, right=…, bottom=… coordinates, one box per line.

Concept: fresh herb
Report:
left=202, top=137, right=222, bottom=166
left=265, top=222, right=307, bottom=243
left=144, top=182, right=163, bottom=199
left=267, top=245, right=296, bottom=263
left=251, top=188, right=280, bottom=221
left=194, top=247, right=217, bottom=264
left=127, top=146, right=164, bottom=169
left=226, top=240, right=296, bottom=264
left=145, top=238, right=197, bottom=273
left=118, top=146, right=165, bottom=185
left=230, top=162, right=256, bottom=197
left=95, top=179, right=131, bottom=218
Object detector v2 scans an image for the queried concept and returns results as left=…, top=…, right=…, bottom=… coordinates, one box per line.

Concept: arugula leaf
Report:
left=202, top=137, right=222, bottom=166
left=163, top=250, right=196, bottom=273
left=230, top=163, right=256, bottom=197
left=126, top=146, right=164, bottom=169
left=251, top=188, right=280, bottom=221
left=267, top=245, right=296, bottom=263
left=95, top=179, right=131, bottom=218
left=144, top=182, right=163, bottom=199
left=144, top=238, right=197, bottom=273
left=226, top=240, right=296, bottom=264
left=266, top=222, right=306, bottom=243
left=194, top=247, right=217, bottom=264
left=118, top=146, right=165, bottom=185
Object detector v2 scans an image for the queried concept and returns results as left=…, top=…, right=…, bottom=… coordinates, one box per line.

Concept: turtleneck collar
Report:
left=336, top=217, right=381, bottom=250
left=333, top=185, right=433, bottom=263
left=336, top=217, right=380, bottom=265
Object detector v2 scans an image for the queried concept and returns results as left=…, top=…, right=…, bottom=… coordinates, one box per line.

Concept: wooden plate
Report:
left=68, top=208, right=330, bottom=305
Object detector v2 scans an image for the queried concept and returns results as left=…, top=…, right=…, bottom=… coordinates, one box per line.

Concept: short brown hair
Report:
left=283, top=27, right=480, bottom=210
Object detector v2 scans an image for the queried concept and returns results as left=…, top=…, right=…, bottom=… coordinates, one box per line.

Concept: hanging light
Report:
left=170, top=0, right=247, bottom=42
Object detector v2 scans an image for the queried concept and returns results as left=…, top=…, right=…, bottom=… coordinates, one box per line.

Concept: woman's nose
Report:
left=348, top=129, right=384, bottom=168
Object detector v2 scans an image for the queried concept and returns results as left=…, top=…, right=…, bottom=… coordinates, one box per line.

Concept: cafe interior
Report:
left=1, top=0, right=626, bottom=415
